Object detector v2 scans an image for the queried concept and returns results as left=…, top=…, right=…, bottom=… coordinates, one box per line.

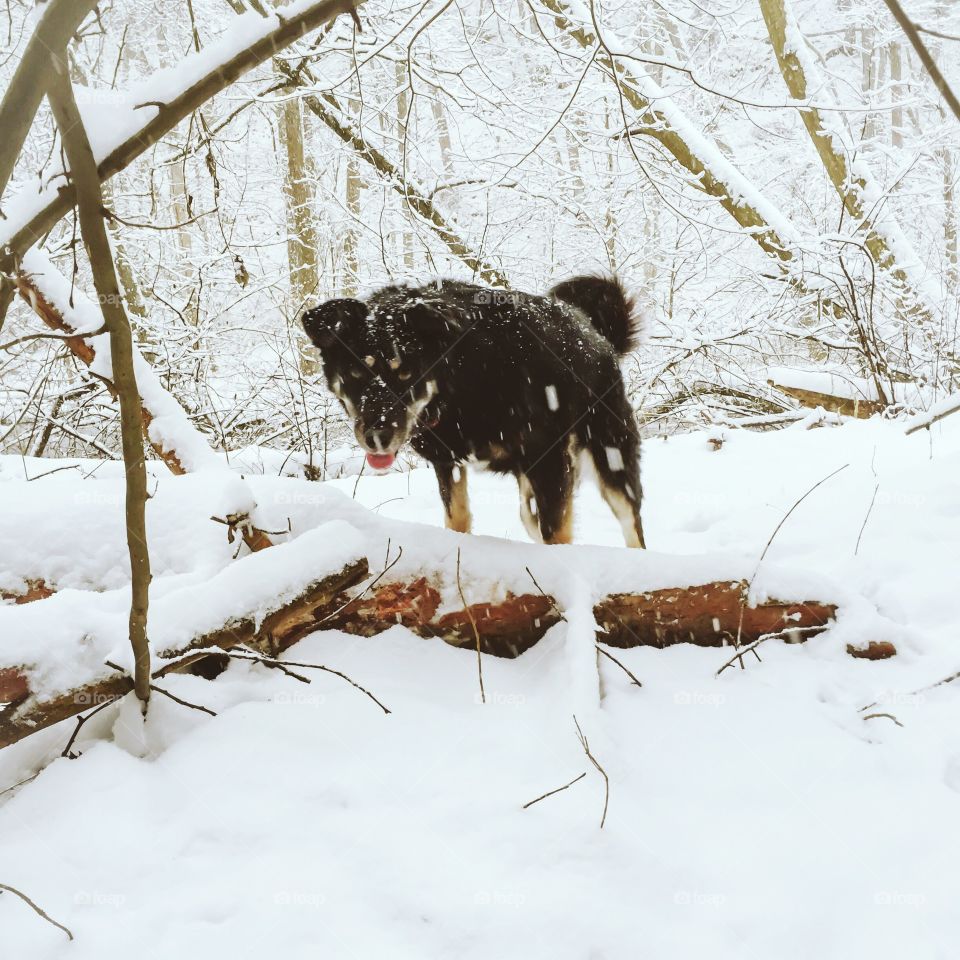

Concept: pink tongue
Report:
left=365, top=452, right=396, bottom=470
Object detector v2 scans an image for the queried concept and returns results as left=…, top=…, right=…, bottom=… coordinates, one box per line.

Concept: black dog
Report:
left=301, top=276, right=645, bottom=547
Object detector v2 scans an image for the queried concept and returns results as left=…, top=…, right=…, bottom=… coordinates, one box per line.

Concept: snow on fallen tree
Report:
left=0, top=521, right=371, bottom=749
left=765, top=366, right=898, bottom=418
left=1, top=487, right=894, bottom=751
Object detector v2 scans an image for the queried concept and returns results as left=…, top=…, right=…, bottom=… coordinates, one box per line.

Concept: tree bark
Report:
left=47, top=60, right=154, bottom=708
left=0, top=0, right=101, bottom=204
left=882, top=0, right=960, bottom=123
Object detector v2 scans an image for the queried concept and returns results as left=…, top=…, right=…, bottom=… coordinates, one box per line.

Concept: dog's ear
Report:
left=403, top=299, right=464, bottom=338
left=301, top=298, right=368, bottom=349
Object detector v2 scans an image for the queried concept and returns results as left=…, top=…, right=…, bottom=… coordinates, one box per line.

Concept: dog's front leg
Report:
left=434, top=462, right=472, bottom=534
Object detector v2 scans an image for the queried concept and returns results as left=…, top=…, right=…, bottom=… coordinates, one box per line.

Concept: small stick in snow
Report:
left=904, top=394, right=960, bottom=436
left=573, top=715, right=609, bottom=829
left=25, top=464, right=81, bottom=482
left=233, top=647, right=311, bottom=683
left=859, top=667, right=960, bottom=714
left=595, top=646, right=643, bottom=687
left=149, top=684, right=217, bottom=717
left=456, top=548, right=485, bottom=705
left=523, top=772, right=587, bottom=810
left=732, top=463, right=850, bottom=665
left=61, top=694, right=125, bottom=758
left=316, top=541, right=403, bottom=625
left=854, top=483, right=880, bottom=556
left=0, top=771, right=42, bottom=798
left=862, top=712, right=904, bottom=728
left=224, top=651, right=391, bottom=714
left=525, top=566, right=567, bottom=622
left=0, top=883, right=73, bottom=941
left=715, top=626, right=822, bottom=676
left=351, top=459, right=366, bottom=499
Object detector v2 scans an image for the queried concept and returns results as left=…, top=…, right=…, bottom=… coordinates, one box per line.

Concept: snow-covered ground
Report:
left=2, top=414, right=959, bottom=958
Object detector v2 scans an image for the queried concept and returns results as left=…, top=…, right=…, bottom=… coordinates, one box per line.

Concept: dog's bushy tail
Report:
left=549, top=275, right=641, bottom=355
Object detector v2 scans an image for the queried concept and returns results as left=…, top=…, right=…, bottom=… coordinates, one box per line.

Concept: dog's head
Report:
left=301, top=292, right=461, bottom=470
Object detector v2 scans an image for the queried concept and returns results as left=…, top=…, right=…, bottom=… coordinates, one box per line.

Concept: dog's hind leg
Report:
left=520, top=444, right=577, bottom=545
left=585, top=399, right=646, bottom=548
left=434, top=462, right=472, bottom=533
left=517, top=475, right=542, bottom=543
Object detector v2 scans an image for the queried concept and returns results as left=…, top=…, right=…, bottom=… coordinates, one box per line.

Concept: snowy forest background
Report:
left=3, top=0, right=958, bottom=465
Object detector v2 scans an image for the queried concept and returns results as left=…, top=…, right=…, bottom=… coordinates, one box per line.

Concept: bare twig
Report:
left=862, top=712, right=904, bottom=727
left=730, top=463, right=849, bottom=666
left=573, top=715, right=609, bottom=828
left=62, top=695, right=124, bottom=758
left=855, top=483, right=880, bottom=556
left=317, top=541, right=402, bottom=624
left=904, top=395, right=960, bottom=435
left=595, top=646, right=643, bottom=687
left=232, top=648, right=311, bottom=683
left=0, top=883, right=74, bottom=941
left=0, top=324, right=107, bottom=353
left=0, top=771, right=41, bottom=798
left=224, top=651, right=391, bottom=714
left=456, top=548, right=485, bottom=704
left=149, top=684, right=217, bottom=716
left=525, top=566, right=567, bottom=622
left=523, top=771, right=587, bottom=809
left=716, top=625, right=823, bottom=675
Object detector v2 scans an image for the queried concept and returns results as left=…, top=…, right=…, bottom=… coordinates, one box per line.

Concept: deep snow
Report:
left=1, top=413, right=959, bottom=959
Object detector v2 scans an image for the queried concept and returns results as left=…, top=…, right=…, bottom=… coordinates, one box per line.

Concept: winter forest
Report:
left=1, top=0, right=960, bottom=956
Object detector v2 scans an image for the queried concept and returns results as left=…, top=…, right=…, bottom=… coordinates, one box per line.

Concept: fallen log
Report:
left=767, top=380, right=886, bottom=419
left=594, top=581, right=835, bottom=650
left=2, top=557, right=875, bottom=752
left=0, top=559, right=368, bottom=750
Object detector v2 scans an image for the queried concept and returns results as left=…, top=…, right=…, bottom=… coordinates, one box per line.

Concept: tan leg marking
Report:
left=542, top=492, right=574, bottom=545
left=517, top=475, right=541, bottom=543
left=445, top=466, right=472, bottom=533
left=599, top=481, right=645, bottom=548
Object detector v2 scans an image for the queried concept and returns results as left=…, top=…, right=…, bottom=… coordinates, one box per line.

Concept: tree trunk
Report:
left=541, top=0, right=800, bottom=269
left=47, top=59, right=152, bottom=709
left=889, top=41, right=904, bottom=148
left=758, top=0, right=935, bottom=326
left=342, top=127, right=362, bottom=297
left=278, top=94, right=322, bottom=373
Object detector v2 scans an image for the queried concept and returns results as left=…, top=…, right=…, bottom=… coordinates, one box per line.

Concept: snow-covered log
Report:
left=0, top=566, right=844, bottom=749
left=318, top=575, right=839, bottom=658
left=0, top=541, right=370, bottom=750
